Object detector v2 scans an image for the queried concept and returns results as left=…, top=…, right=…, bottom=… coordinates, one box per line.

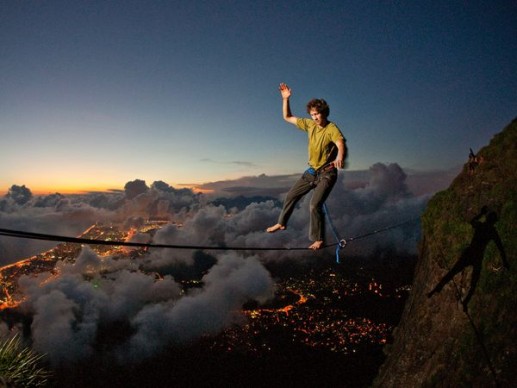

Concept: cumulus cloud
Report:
left=0, top=201, right=116, bottom=265
left=4, top=185, right=33, bottom=205
left=0, top=181, right=201, bottom=265
left=321, top=163, right=426, bottom=257
left=1, top=163, right=442, bottom=266
left=0, top=163, right=456, bottom=367
left=124, top=179, right=149, bottom=200
left=123, top=253, right=273, bottom=361
left=17, top=247, right=273, bottom=366
left=144, top=162, right=430, bottom=265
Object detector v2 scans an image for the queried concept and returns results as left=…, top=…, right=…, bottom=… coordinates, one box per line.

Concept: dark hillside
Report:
left=375, top=118, right=517, bottom=387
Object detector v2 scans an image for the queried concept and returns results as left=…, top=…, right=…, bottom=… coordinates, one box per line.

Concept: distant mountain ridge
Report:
left=375, top=118, right=517, bottom=386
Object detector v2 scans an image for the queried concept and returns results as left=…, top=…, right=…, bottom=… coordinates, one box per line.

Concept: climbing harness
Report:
left=306, top=162, right=337, bottom=179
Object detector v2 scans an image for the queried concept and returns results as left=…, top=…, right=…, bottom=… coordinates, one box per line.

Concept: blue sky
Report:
left=1, top=0, right=515, bottom=194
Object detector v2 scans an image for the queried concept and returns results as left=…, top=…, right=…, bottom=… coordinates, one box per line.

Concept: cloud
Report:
left=0, top=163, right=457, bottom=367
left=194, top=173, right=297, bottom=197
left=17, top=247, right=273, bottom=366
left=146, top=163, right=432, bottom=263
left=124, top=179, right=149, bottom=200
left=31, top=288, right=97, bottom=365
left=0, top=201, right=116, bottom=265
left=122, top=252, right=274, bottom=361
left=1, top=163, right=448, bottom=266
left=4, top=185, right=33, bottom=205
left=200, top=158, right=258, bottom=168
left=0, top=183, right=202, bottom=265
left=195, top=167, right=456, bottom=198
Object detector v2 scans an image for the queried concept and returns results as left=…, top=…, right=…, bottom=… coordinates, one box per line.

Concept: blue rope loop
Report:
left=334, top=239, right=347, bottom=264
left=322, top=203, right=344, bottom=263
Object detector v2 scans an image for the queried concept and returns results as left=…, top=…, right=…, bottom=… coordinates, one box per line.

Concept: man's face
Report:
left=310, top=108, right=327, bottom=127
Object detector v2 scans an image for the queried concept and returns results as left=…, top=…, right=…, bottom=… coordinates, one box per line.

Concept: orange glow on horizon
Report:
left=189, top=187, right=215, bottom=194
left=0, top=185, right=119, bottom=196
left=1, top=183, right=214, bottom=196
left=32, top=188, right=113, bottom=195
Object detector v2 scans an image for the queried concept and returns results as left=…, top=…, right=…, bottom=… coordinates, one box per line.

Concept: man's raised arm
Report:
left=279, top=83, right=298, bottom=125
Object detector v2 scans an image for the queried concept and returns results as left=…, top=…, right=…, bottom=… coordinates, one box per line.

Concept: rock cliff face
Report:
left=375, top=119, right=517, bottom=387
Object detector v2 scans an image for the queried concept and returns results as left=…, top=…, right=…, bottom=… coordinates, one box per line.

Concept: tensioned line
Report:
left=0, top=218, right=419, bottom=263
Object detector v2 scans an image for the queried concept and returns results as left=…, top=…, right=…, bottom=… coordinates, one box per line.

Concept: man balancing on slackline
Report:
left=267, top=83, right=347, bottom=250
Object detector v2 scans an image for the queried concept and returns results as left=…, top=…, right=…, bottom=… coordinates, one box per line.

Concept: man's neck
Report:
left=318, top=119, right=329, bottom=128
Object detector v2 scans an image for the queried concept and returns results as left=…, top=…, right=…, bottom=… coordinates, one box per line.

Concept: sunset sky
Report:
left=1, top=0, right=515, bottom=194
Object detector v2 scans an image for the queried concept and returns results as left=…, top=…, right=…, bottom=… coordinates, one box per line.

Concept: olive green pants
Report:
left=277, top=168, right=337, bottom=241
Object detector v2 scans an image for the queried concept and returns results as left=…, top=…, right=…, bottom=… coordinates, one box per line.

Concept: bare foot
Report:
left=309, top=240, right=324, bottom=250
left=266, top=224, right=285, bottom=233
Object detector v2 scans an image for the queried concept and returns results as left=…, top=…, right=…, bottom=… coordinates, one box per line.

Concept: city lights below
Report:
left=0, top=222, right=411, bottom=357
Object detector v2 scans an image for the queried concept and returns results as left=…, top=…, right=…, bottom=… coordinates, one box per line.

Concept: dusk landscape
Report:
left=1, top=1, right=515, bottom=387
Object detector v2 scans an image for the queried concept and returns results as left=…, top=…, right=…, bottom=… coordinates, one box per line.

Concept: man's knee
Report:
left=309, top=202, right=323, bottom=214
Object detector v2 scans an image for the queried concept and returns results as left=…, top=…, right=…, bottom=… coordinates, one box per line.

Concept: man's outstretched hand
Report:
left=279, top=83, right=291, bottom=99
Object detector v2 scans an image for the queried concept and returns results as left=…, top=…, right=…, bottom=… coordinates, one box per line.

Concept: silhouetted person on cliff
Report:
left=467, top=148, right=482, bottom=175
left=427, top=206, right=509, bottom=310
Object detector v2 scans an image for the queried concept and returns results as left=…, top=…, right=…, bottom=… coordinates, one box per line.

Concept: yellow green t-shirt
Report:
left=296, top=118, right=345, bottom=170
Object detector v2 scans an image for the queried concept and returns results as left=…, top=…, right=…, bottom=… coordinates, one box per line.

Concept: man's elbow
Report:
left=284, top=116, right=297, bottom=124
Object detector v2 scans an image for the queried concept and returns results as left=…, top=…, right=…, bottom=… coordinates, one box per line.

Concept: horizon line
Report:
left=0, top=164, right=462, bottom=197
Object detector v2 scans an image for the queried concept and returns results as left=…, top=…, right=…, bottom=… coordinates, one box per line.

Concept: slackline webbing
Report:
left=0, top=218, right=419, bottom=260
left=0, top=227, right=304, bottom=251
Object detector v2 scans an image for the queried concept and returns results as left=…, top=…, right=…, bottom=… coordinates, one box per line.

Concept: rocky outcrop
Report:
left=375, top=119, right=517, bottom=387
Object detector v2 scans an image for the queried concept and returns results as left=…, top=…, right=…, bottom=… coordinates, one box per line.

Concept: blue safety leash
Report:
left=322, top=203, right=346, bottom=263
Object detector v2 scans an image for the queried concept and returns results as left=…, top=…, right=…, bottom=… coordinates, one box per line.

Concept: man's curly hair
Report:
left=306, top=98, right=330, bottom=118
